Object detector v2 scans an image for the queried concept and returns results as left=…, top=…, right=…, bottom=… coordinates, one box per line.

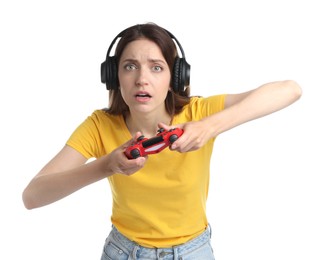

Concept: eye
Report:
left=124, top=64, right=137, bottom=71
left=152, top=65, right=163, bottom=72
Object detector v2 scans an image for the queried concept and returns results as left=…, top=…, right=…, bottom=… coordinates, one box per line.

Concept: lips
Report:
left=135, top=91, right=152, bottom=98
left=135, top=91, right=152, bottom=102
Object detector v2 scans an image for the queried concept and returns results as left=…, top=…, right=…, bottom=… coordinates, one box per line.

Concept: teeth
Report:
left=137, top=94, right=150, bottom=97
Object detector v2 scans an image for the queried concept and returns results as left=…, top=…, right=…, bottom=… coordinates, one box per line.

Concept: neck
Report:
left=124, top=110, right=171, bottom=138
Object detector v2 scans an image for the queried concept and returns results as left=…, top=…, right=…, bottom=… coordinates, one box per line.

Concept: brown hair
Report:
left=105, top=23, right=191, bottom=116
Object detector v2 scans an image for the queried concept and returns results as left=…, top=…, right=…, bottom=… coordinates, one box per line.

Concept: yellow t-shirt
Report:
left=66, top=95, right=226, bottom=247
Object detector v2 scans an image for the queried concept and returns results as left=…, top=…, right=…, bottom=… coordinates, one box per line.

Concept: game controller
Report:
left=125, top=128, right=184, bottom=159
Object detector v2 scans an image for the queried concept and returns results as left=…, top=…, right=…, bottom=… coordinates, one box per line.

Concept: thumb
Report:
left=122, top=132, right=142, bottom=149
left=134, top=131, right=144, bottom=141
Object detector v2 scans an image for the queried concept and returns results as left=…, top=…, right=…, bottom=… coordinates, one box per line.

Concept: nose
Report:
left=135, top=68, right=148, bottom=87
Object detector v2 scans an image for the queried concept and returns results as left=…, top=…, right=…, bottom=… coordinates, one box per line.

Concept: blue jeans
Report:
left=100, top=225, right=215, bottom=260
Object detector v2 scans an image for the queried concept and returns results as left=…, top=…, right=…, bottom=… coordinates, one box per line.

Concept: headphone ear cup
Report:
left=101, top=61, right=107, bottom=85
left=181, top=58, right=190, bottom=88
left=172, top=58, right=190, bottom=93
left=101, top=56, right=118, bottom=90
left=172, top=58, right=181, bottom=93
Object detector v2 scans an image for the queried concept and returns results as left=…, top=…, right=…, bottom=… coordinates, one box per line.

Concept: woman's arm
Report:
left=22, top=137, right=146, bottom=209
left=213, top=80, right=302, bottom=135
left=167, top=80, right=302, bottom=152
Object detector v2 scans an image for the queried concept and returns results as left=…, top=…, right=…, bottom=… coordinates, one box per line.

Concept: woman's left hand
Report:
left=158, top=121, right=214, bottom=153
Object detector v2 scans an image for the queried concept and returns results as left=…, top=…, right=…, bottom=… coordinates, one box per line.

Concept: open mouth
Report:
left=134, top=92, right=152, bottom=102
left=135, top=93, right=152, bottom=98
left=135, top=91, right=152, bottom=102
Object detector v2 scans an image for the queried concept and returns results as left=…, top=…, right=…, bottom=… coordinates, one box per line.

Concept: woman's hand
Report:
left=158, top=121, right=214, bottom=153
left=105, top=132, right=147, bottom=176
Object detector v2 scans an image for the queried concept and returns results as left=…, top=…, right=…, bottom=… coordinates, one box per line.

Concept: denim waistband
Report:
left=111, top=225, right=212, bottom=258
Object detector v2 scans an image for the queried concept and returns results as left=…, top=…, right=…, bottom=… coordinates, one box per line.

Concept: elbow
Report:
left=284, top=80, right=303, bottom=101
left=22, top=189, right=37, bottom=210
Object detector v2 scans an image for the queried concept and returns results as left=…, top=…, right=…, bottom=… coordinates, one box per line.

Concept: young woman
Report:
left=22, top=23, right=302, bottom=259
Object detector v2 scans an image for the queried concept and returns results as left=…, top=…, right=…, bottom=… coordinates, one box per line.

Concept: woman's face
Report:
left=118, top=38, right=171, bottom=115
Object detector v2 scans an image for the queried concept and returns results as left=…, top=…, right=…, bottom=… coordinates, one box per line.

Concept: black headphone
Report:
left=100, top=25, right=190, bottom=93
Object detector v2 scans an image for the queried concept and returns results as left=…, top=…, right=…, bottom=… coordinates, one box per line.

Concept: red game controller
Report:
left=125, top=128, right=184, bottom=159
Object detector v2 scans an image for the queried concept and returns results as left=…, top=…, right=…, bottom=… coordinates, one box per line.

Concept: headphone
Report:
left=100, top=25, right=190, bottom=93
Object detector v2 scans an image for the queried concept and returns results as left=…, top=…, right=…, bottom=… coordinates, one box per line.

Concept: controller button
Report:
left=137, top=135, right=145, bottom=141
left=130, top=149, right=141, bottom=159
left=169, top=134, right=178, bottom=143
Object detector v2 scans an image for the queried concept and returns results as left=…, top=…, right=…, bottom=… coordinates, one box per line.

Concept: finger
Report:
left=134, top=156, right=146, bottom=167
left=121, top=132, right=143, bottom=151
left=134, top=131, right=143, bottom=140
left=170, top=129, right=188, bottom=150
left=122, top=157, right=147, bottom=174
left=121, top=139, right=135, bottom=150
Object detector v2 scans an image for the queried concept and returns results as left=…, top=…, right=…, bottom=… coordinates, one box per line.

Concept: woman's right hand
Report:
left=104, top=132, right=147, bottom=176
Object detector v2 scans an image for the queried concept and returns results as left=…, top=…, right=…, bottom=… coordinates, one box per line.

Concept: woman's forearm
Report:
left=204, top=80, right=302, bottom=136
left=22, top=155, right=110, bottom=209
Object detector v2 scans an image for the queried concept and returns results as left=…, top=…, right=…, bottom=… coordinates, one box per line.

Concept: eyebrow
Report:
left=120, top=58, right=167, bottom=64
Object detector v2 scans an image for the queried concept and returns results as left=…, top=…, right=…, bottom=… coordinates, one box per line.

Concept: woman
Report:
left=22, top=23, right=302, bottom=259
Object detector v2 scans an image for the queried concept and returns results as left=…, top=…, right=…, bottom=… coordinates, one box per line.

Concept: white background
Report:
left=1, top=0, right=322, bottom=259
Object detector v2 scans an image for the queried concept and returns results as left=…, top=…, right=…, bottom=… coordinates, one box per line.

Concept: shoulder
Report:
left=188, top=95, right=227, bottom=111
left=86, top=109, right=122, bottom=125
left=70, top=109, right=123, bottom=138
left=176, top=95, right=227, bottom=121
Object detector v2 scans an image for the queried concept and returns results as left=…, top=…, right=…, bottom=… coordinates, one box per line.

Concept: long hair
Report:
left=106, top=23, right=191, bottom=116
